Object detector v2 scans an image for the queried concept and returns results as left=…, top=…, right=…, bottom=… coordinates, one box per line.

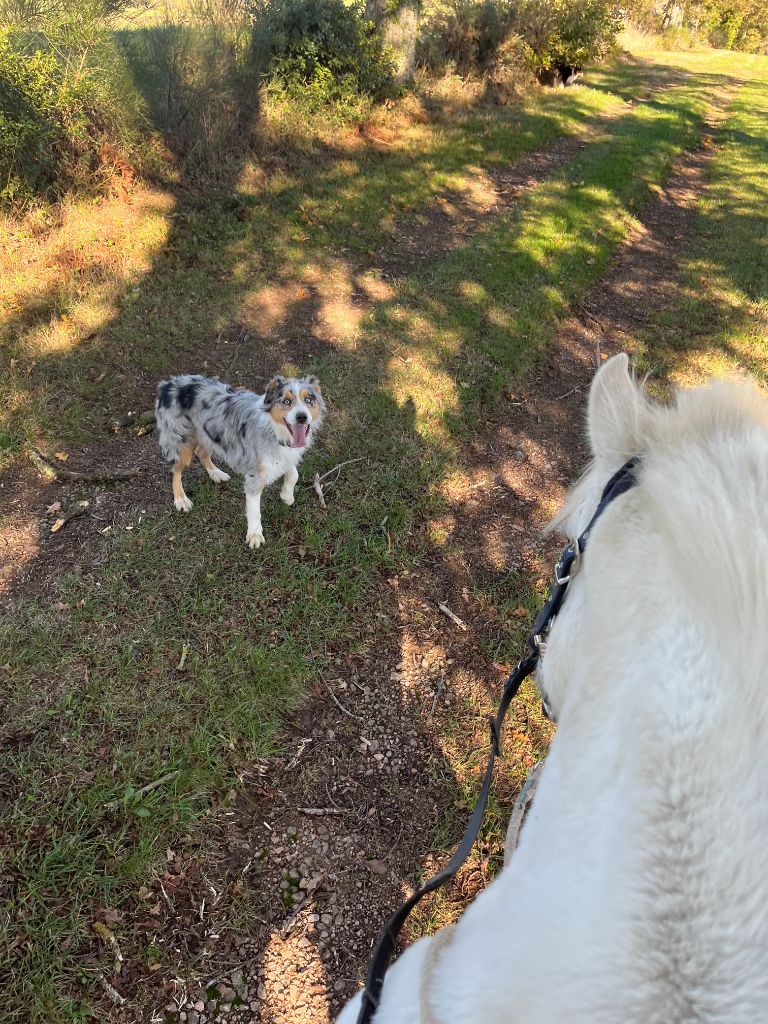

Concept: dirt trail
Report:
left=0, top=79, right=737, bottom=1024
left=147, top=87, right=738, bottom=1024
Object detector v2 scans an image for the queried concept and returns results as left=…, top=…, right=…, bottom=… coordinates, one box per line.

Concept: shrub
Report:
left=251, top=0, right=396, bottom=106
left=515, top=0, right=623, bottom=70
left=416, top=0, right=512, bottom=75
left=0, top=26, right=147, bottom=206
left=417, top=0, right=624, bottom=80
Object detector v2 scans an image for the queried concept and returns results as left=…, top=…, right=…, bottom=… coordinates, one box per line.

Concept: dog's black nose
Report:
left=295, top=412, right=308, bottom=424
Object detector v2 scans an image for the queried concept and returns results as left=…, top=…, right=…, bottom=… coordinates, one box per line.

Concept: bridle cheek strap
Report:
left=355, top=457, right=640, bottom=1024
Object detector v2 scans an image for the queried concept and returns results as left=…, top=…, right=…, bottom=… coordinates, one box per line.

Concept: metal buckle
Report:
left=533, top=633, right=547, bottom=655
left=555, top=539, right=581, bottom=586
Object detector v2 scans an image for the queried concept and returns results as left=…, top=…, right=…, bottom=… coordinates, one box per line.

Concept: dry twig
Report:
left=312, top=473, right=327, bottom=508
left=437, top=602, right=468, bottom=631
left=96, top=972, right=126, bottom=1007
left=104, top=770, right=180, bottom=811
left=30, top=450, right=140, bottom=484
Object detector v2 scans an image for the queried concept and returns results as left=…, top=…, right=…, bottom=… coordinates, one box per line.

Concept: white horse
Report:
left=339, top=353, right=768, bottom=1024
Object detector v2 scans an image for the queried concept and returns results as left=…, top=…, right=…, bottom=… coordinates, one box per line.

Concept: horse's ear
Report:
left=588, top=353, right=644, bottom=461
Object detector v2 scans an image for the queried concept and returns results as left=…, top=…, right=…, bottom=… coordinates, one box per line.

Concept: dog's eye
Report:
left=281, top=397, right=292, bottom=406
left=305, top=393, right=314, bottom=404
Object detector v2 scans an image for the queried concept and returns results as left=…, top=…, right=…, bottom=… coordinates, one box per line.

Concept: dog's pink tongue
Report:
left=292, top=423, right=308, bottom=448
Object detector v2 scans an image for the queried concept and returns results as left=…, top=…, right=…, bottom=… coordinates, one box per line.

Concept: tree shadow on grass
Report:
left=1, top=54, right=761, bottom=1024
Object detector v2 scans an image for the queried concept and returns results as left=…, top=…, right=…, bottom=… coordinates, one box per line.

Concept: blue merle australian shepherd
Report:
left=155, top=374, right=325, bottom=548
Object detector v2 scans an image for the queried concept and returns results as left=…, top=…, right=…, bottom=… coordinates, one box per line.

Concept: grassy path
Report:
left=1, top=46, right=768, bottom=1024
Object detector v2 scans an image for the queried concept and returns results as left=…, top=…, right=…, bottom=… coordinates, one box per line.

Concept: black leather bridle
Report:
left=355, top=457, right=641, bottom=1024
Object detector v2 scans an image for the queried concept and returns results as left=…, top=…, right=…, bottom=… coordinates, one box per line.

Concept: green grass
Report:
left=634, top=75, right=768, bottom=385
left=2, top=44, right=768, bottom=1023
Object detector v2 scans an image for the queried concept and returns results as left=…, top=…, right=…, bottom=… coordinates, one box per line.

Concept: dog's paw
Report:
left=246, top=527, right=265, bottom=549
left=208, top=469, right=230, bottom=484
left=280, top=490, right=295, bottom=506
left=174, top=495, right=193, bottom=512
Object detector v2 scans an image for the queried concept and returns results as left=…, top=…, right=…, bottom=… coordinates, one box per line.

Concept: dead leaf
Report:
left=46, top=501, right=62, bottom=514
left=99, top=907, right=122, bottom=926
left=137, top=886, right=153, bottom=900
left=54, top=451, right=69, bottom=462
left=92, top=921, right=113, bottom=943
left=512, top=607, right=529, bottom=618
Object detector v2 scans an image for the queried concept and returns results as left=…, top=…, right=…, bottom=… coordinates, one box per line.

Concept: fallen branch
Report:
left=51, top=502, right=89, bottom=533
left=312, top=473, right=327, bottom=509
left=96, top=972, right=126, bottom=1007
left=437, top=602, right=468, bottom=632
left=319, top=675, right=362, bottom=722
left=554, top=383, right=587, bottom=401
left=104, top=770, right=180, bottom=811
left=30, top=450, right=140, bottom=484
left=316, top=457, right=366, bottom=485
left=298, top=807, right=348, bottom=816
left=110, top=410, right=156, bottom=433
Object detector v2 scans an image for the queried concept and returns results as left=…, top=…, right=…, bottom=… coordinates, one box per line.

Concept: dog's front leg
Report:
left=244, top=474, right=265, bottom=549
left=280, top=465, right=299, bottom=506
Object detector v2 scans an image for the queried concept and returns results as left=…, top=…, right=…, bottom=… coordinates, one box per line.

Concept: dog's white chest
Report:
left=260, top=445, right=302, bottom=485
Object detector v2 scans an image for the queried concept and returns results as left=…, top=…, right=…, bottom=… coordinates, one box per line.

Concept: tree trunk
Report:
left=366, top=0, right=418, bottom=84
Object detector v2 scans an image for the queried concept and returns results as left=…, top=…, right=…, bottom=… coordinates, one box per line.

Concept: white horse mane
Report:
left=339, top=355, right=768, bottom=1024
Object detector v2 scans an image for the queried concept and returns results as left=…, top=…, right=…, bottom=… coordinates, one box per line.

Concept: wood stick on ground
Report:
left=104, top=769, right=180, bottom=811
left=50, top=503, right=89, bottom=533
left=110, top=409, right=156, bottom=433
left=312, top=473, right=327, bottom=509
left=30, top=450, right=140, bottom=484
left=554, top=383, right=587, bottom=401
left=319, top=675, right=363, bottom=722
left=438, top=602, right=468, bottom=631
left=316, top=457, right=366, bottom=485
left=96, top=972, right=126, bottom=1007
left=298, top=807, right=348, bottom=816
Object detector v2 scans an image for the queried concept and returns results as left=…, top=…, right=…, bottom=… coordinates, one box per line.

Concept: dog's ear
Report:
left=264, top=375, right=286, bottom=408
left=304, top=375, right=321, bottom=392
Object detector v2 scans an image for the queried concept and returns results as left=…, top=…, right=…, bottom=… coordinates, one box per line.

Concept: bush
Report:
left=416, top=0, right=512, bottom=75
left=251, top=0, right=396, bottom=106
left=418, top=0, right=624, bottom=80
left=513, top=0, right=623, bottom=70
left=0, top=24, right=147, bottom=207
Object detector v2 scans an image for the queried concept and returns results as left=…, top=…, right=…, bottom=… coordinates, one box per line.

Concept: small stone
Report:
left=194, top=1002, right=205, bottom=1013
left=250, top=1002, right=259, bottom=1011
left=321, top=913, right=332, bottom=925
left=218, top=985, right=235, bottom=1001
left=187, top=1013, right=199, bottom=1024
left=230, top=968, right=244, bottom=989
left=334, top=980, right=346, bottom=992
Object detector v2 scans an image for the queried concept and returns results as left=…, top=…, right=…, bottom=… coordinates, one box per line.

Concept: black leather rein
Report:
left=355, top=456, right=640, bottom=1024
